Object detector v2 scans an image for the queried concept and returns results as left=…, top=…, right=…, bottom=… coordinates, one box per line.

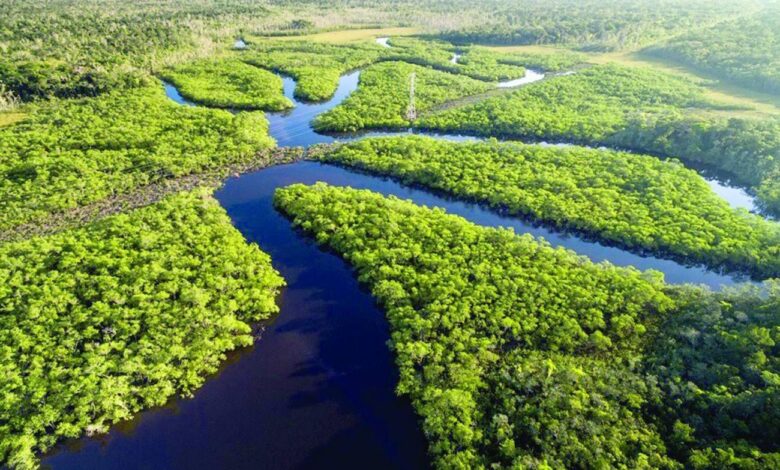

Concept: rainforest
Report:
left=1, top=1, right=779, bottom=469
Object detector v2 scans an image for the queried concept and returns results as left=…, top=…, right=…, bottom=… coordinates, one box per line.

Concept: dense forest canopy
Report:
left=0, top=189, right=284, bottom=469
left=318, top=136, right=780, bottom=278
left=0, top=86, right=273, bottom=230
left=432, top=0, right=760, bottom=51
left=644, top=10, right=780, bottom=95
left=313, top=62, right=494, bottom=132
left=160, top=58, right=293, bottom=110
left=417, top=64, right=780, bottom=217
left=2, top=0, right=780, bottom=468
left=242, top=40, right=383, bottom=100
left=275, top=183, right=780, bottom=469
left=0, top=0, right=768, bottom=100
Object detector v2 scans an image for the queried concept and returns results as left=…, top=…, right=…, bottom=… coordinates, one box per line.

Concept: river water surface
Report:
left=43, top=57, right=761, bottom=469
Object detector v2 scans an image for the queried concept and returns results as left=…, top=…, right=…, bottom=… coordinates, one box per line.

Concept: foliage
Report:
left=160, top=58, right=292, bottom=110
left=382, top=37, right=458, bottom=70
left=609, top=113, right=780, bottom=217
left=419, top=64, right=723, bottom=141
left=275, top=182, right=780, bottom=469
left=0, top=188, right=285, bottom=469
left=0, top=0, right=758, bottom=101
left=0, top=4, right=189, bottom=100
left=242, top=40, right=383, bottom=101
left=313, top=62, right=493, bottom=132
left=433, top=0, right=757, bottom=51
left=383, top=37, right=582, bottom=77
left=644, top=10, right=780, bottom=95
left=456, top=46, right=581, bottom=75
left=646, top=282, right=780, bottom=468
left=0, top=86, right=274, bottom=231
left=274, top=182, right=676, bottom=468
left=465, top=47, right=586, bottom=73
left=417, top=64, right=780, bottom=217
left=384, top=37, right=526, bottom=81
left=458, top=48, right=530, bottom=80
left=318, top=136, right=780, bottom=278
left=240, top=36, right=581, bottom=111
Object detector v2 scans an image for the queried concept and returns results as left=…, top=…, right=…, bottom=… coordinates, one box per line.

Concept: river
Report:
left=42, top=56, right=761, bottom=469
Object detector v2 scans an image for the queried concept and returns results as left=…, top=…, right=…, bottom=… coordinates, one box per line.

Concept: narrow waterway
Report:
left=496, top=68, right=546, bottom=87
left=44, top=59, right=763, bottom=469
left=375, top=36, right=545, bottom=88
left=163, top=81, right=196, bottom=106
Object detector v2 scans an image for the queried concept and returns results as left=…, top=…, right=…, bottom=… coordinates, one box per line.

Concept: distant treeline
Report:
left=644, top=10, right=780, bottom=95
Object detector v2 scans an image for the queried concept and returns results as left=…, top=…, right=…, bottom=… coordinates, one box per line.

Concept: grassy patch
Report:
left=0, top=112, right=25, bottom=128
left=587, top=51, right=780, bottom=118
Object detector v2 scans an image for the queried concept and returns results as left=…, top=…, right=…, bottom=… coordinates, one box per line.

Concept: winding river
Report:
left=44, top=60, right=762, bottom=468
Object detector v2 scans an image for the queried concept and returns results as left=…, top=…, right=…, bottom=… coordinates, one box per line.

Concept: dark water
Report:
left=44, top=64, right=759, bottom=469
left=42, top=163, right=434, bottom=470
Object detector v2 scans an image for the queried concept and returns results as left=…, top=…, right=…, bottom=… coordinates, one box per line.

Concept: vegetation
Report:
left=240, top=35, right=581, bottom=110
left=275, top=182, right=674, bottom=468
left=275, top=182, right=780, bottom=469
left=0, top=112, right=25, bottom=128
left=433, top=0, right=757, bottom=51
left=160, top=58, right=292, bottom=110
left=456, top=46, right=579, bottom=75
left=611, top=113, right=780, bottom=217
left=417, top=64, right=780, bottom=217
left=383, top=37, right=582, bottom=78
left=473, top=46, right=585, bottom=72
left=644, top=10, right=780, bottom=95
left=419, top=64, right=728, bottom=141
left=645, top=283, right=780, bottom=468
left=318, top=136, right=780, bottom=278
left=384, top=37, right=528, bottom=81
left=242, top=40, right=383, bottom=101
left=313, top=62, right=493, bottom=132
left=5, top=1, right=780, bottom=468
left=0, top=86, right=274, bottom=231
left=0, top=188, right=285, bottom=469
left=0, top=0, right=760, bottom=102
